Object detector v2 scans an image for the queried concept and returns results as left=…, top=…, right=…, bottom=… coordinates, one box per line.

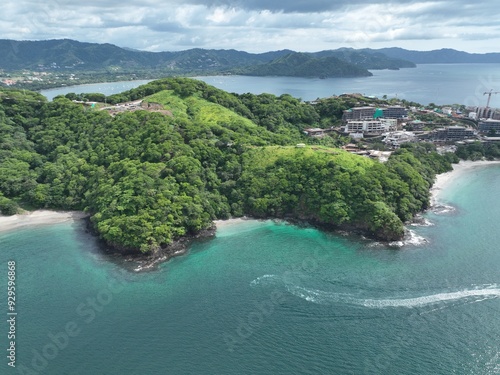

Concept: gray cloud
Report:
left=1, top=0, right=499, bottom=53
left=181, top=0, right=430, bottom=13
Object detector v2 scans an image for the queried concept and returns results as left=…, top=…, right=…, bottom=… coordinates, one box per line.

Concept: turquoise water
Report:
left=40, top=64, right=500, bottom=107
left=1, top=165, right=500, bottom=374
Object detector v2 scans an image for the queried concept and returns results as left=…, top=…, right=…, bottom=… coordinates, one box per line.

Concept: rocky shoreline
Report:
left=84, top=218, right=217, bottom=272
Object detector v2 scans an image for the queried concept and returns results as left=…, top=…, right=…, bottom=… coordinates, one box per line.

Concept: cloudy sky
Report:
left=2, top=0, right=500, bottom=53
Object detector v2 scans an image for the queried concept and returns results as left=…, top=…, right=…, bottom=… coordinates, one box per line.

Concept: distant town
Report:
left=0, top=67, right=149, bottom=91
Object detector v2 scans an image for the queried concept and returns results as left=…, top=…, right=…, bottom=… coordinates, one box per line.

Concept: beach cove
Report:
left=431, top=160, right=500, bottom=203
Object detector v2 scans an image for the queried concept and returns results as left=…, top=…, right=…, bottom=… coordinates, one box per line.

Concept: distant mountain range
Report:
left=0, top=39, right=498, bottom=80
left=372, top=47, right=500, bottom=64
left=0, top=39, right=413, bottom=78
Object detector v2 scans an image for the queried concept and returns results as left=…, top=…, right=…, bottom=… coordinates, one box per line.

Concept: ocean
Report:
left=1, top=164, right=499, bottom=374
left=40, top=64, right=500, bottom=108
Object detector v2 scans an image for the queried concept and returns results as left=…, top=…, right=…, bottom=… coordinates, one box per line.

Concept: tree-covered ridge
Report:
left=455, top=141, right=500, bottom=161
left=0, top=78, right=455, bottom=253
left=234, top=52, right=373, bottom=78
left=313, top=49, right=416, bottom=70
left=0, top=39, right=415, bottom=74
left=235, top=144, right=455, bottom=240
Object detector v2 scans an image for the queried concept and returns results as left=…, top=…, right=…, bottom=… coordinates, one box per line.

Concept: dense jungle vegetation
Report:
left=0, top=78, right=456, bottom=253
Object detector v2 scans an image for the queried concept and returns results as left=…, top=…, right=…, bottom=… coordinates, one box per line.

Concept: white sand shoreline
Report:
left=431, top=160, right=500, bottom=204
left=0, top=210, right=88, bottom=233
left=213, top=217, right=252, bottom=229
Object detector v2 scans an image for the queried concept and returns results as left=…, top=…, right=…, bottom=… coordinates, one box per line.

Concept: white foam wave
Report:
left=250, top=274, right=279, bottom=287
left=286, top=284, right=500, bottom=308
left=389, top=229, right=428, bottom=247
left=431, top=203, right=456, bottom=214
left=410, top=217, right=434, bottom=227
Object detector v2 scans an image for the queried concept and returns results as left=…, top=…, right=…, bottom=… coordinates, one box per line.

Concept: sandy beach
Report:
left=213, top=217, right=251, bottom=229
left=431, top=160, right=500, bottom=203
left=0, top=210, right=88, bottom=233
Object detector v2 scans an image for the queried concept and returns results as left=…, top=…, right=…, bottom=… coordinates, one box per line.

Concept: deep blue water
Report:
left=1, top=165, right=499, bottom=374
left=41, top=64, right=500, bottom=108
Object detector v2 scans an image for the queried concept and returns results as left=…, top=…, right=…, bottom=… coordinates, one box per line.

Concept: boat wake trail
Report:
left=286, top=284, right=500, bottom=308
left=250, top=274, right=500, bottom=309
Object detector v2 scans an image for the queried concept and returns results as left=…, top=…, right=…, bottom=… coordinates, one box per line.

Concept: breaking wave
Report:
left=389, top=229, right=428, bottom=247
left=431, top=203, right=456, bottom=214
left=410, top=216, right=435, bottom=227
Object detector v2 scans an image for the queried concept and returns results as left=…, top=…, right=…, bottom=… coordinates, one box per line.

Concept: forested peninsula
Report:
left=0, top=78, right=456, bottom=258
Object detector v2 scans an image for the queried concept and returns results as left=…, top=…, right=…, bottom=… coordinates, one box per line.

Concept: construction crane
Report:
left=483, top=89, right=500, bottom=108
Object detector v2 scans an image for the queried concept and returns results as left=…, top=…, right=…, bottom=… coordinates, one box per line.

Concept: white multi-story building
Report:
left=345, top=119, right=395, bottom=134
left=345, top=120, right=383, bottom=133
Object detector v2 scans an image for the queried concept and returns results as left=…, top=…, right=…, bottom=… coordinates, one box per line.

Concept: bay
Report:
left=40, top=80, right=153, bottom=101
left=40, top=64, right=500, bottom=108
left=1, top=165, right=499, bottom=374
